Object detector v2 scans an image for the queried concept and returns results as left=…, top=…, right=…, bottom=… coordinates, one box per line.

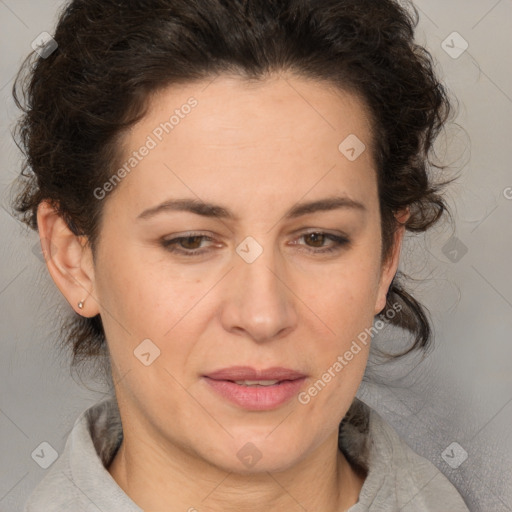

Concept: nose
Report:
left=219, top=244, right=298, bottom=343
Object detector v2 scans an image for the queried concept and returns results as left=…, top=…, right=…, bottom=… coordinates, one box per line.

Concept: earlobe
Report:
left=36, top=201, right=99, bottom=318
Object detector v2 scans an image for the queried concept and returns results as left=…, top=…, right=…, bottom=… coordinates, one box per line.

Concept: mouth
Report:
left=202, top=366, right=307, bottom=411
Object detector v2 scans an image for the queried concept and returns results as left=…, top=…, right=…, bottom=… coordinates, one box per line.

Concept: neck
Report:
left=108, top=421, right=365, bottom=512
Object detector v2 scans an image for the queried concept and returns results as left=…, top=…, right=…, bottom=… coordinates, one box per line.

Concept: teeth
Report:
left=234, top=380, right=280, bottom=386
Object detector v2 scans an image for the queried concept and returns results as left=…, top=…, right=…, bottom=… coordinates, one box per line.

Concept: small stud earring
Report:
left=78, top=300, right=85, bottom=310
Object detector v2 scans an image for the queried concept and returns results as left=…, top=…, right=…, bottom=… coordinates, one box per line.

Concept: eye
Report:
left=161, top=234, right=216, bottom=255
left=160, top=231, right=350, bottom=257
left=292, top=231, right=350, bottom=254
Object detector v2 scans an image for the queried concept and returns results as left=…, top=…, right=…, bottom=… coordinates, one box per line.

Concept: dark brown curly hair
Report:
left=10, top=0, right=456, bottom=379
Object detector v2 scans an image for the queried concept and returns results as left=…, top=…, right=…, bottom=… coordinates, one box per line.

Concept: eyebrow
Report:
left=136, top=195, right=366, bottom=221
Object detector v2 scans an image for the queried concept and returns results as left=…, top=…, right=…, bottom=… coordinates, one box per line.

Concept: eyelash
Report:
left=161, top=232, right=350, bottom=256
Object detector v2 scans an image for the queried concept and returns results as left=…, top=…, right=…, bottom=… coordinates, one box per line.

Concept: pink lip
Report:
left=205, top=366, right=306, bottom=381
left=203, top=366, right=307, bottom=411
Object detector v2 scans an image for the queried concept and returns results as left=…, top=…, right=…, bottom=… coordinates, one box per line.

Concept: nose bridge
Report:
left=221, top=236, right=297, bottom=341
left=239, top=239, right=281, bottom=298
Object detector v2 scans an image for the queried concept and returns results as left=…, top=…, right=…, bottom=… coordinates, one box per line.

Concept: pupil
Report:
left=308, top=233, right=324, bottom=247
left=184, top=236, right=201, bottom=249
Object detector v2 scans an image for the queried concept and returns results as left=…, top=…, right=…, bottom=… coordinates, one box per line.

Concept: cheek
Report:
left=92, top=247, right=172, bottom=378
left=299, top=267, right=377, bottom=401
left=95, top=243, right=187, bottom=332
left=305, top=260, right=381, bottom=340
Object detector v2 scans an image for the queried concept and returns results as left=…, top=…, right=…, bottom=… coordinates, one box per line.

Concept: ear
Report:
left=374, top=208, right=410, bottom=315
left=36, top=200, right=100, bottom=318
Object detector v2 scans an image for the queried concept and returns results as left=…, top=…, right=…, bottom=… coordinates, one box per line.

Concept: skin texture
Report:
left=37, top=73, right=408, bottom=512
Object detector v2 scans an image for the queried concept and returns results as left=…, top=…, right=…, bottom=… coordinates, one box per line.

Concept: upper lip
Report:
left=204, top=366, right=306, bottom=381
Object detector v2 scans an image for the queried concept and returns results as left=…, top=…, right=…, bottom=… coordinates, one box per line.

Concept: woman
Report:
left=12, top=0, right=470, bottom=510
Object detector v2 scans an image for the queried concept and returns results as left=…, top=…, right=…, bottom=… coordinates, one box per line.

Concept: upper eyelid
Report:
left=164, top=228, right=349, bottom=239
left=163, top=231, right=347, bottom=242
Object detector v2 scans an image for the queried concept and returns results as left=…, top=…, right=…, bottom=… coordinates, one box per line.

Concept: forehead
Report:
left=110, top=74, right=377, bottom=213
left=139, top=73, right=374, bottom=150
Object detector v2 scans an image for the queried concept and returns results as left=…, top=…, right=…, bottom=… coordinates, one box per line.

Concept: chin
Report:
left=201, top=434, right=307, bottom=475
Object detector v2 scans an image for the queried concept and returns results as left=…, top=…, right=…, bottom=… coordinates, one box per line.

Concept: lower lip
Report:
left=203, top=377, right=306, bottom=411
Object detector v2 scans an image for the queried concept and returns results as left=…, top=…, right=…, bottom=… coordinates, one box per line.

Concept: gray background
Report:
left=1, top=1, right=511, bottom=511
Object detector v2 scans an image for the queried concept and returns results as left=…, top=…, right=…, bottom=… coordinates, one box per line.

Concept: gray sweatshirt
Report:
left=23, top=396, right=470, bottom=511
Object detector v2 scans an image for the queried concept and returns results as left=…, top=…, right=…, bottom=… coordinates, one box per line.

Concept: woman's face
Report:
left=81, top=74, right=402, bottom=472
